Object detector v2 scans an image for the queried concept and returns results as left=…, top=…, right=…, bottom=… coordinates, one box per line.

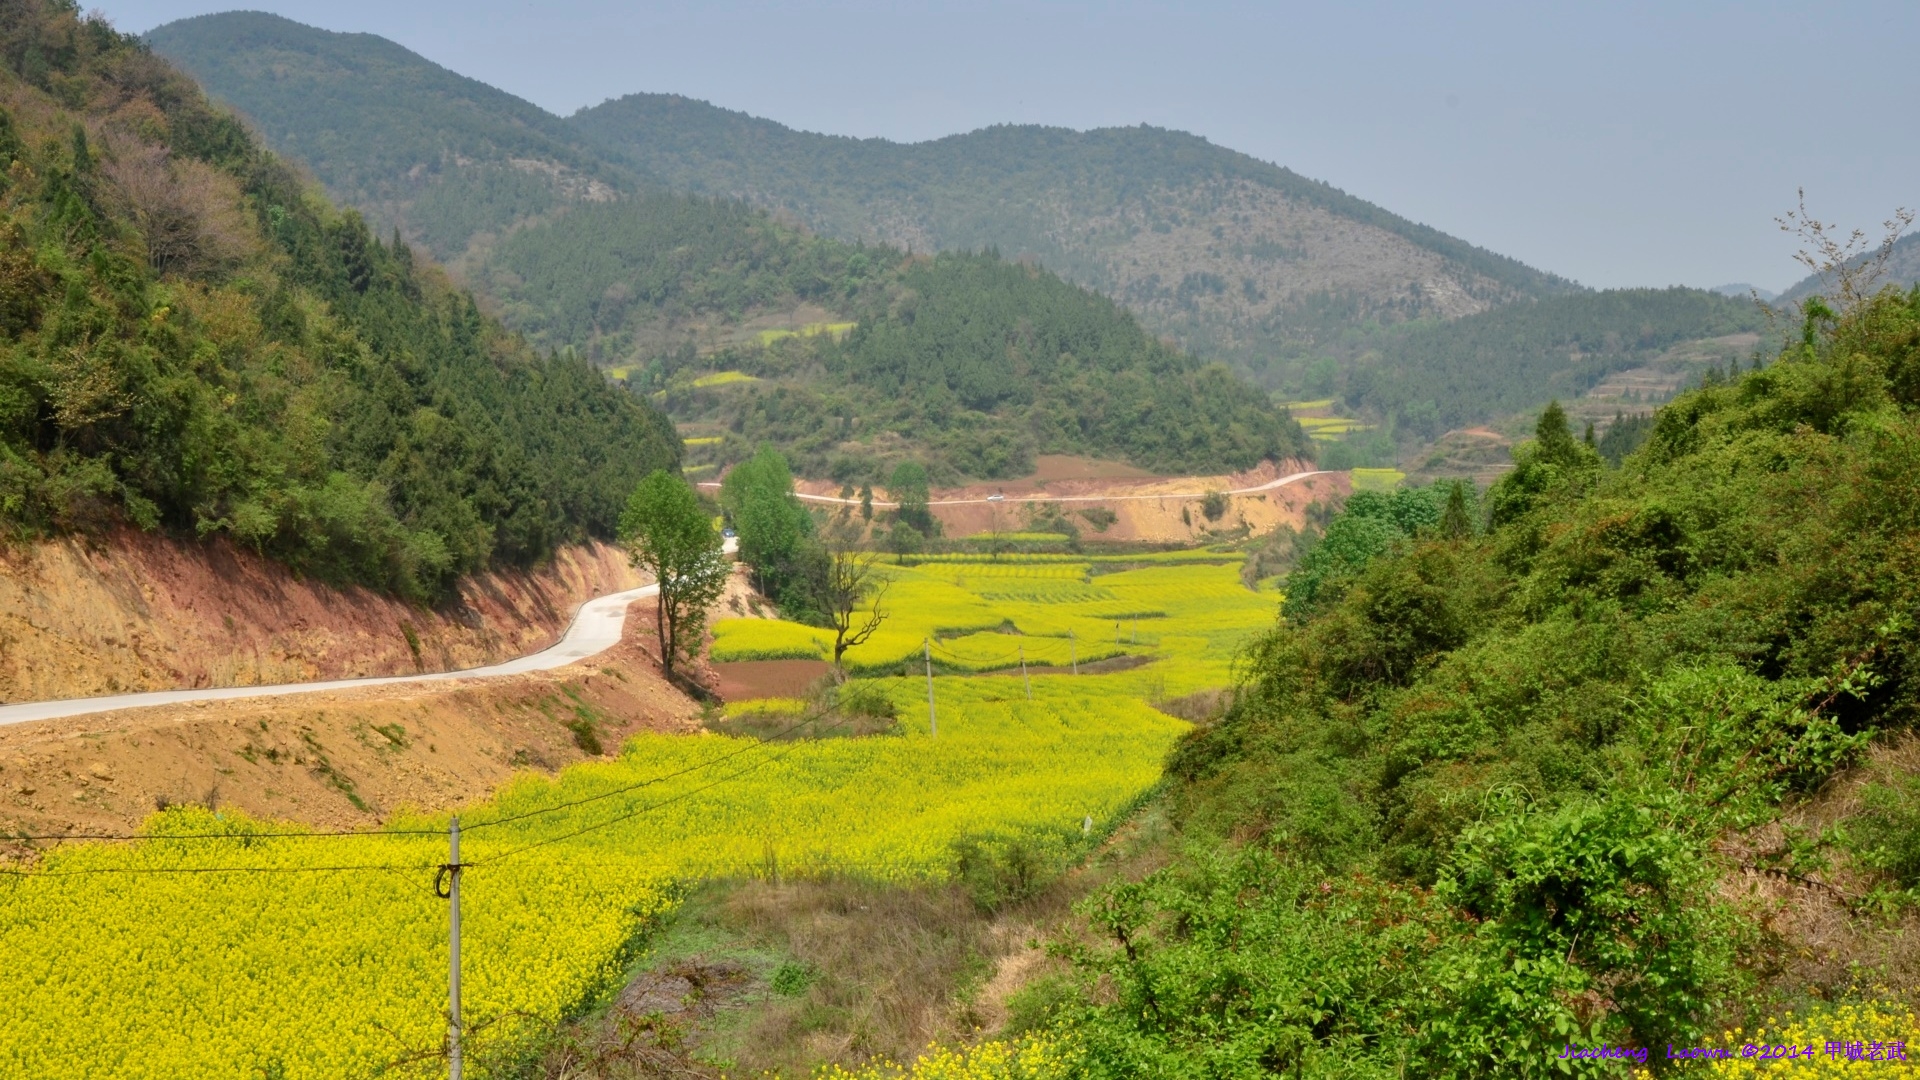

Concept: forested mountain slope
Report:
left=1342, top=285, right=1766, bottom=437
left=144, top=10, right=623, bottom=261
left=149, top=13, right=1591, bottom=387
left=146, top=11, right=1768, bottom=453
left=571, top=95, right=1579, bottom=371
left=1778, top=230, right=1920, bottom=306
left=0, top=2, right=679, bottom=600
left=144, top=12, right=1308, bottom=482
left=478, top=186, right=1309, bottom=480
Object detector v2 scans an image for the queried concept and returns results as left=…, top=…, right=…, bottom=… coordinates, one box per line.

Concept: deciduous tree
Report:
left=620, top=470, right=728, bottom=679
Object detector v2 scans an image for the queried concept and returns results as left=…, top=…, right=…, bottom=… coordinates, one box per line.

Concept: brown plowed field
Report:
left=712, top=659, right=833, bottom=701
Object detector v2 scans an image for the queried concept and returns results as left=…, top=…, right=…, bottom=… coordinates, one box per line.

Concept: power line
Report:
left=0, top=860, right=440, bottom=879
left=479, top=713, right=855, bottom=867
left=3, top=702, right=844, bottom=846
left=1, top=705, right=855, bottom=878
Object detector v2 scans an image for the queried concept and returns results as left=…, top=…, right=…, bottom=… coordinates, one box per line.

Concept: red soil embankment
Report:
left=0, top=529, right=641, bottom=705
left=0, top=632, right=701, bottom=837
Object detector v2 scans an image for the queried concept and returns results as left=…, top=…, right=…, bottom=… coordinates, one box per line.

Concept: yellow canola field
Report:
left=715, top=559, right=1276, bottom=692
left=3, top=560, right=1275, bottom=1078
left=2, top=813, right=672, bottom=1079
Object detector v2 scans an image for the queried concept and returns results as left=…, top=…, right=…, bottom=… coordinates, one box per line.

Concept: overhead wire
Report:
left=3, top=700, right=845, bottom=846
left=477, top=711, right=855, bottom=866
left=0, top=701, right=855, bottom=878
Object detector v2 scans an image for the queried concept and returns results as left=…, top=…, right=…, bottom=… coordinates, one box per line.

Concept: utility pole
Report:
left=1069, top=630, right=1077, bottom=675
left=923, top=639, right=937, bottom=738
left=446, top=815, right=463, bottom=1080
left=1132, top=617, right=1138, bottom=645
left=1020, top=643, right=1031, bottom=700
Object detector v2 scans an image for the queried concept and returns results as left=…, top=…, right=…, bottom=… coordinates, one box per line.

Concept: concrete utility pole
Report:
left=1069, top=630, right=1077, bottom=675
left=924, top=639, right=937, bottom=738
left=1020, top=643, right=1031, bottom=700
left=446, top=816, right=463, bottom=1080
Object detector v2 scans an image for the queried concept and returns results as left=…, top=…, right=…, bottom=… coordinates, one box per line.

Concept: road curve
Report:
left=697, top=469, right=1338, bottom=509
left=0, top=583, right=662, bottom=727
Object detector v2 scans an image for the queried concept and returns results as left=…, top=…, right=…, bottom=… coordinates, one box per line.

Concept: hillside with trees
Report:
left=0, top=3, right=679, bottom=600
left=146, top=11, right=1785, bottom=465
left=146, top=15, right=1635, bottom=391
left=1338, top=286, right=1768, bottom=439
left=1025, top=278, right=1920, bottom=1074
left=144, top=10, right=622, bottom=261
left=651, top=248, right=1311, bottom=482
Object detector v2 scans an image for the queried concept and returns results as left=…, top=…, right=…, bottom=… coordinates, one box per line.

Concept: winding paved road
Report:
left=0, top=584, right=660, bottom=727
left=0, top=538, right=749, bottom=727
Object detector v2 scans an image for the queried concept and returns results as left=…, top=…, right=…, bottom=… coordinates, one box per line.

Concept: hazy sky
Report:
left=103, top=0, right=1916, bottom=292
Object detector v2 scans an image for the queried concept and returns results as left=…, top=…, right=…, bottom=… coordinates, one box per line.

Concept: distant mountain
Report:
left=1711, top=282, right=1777, bottom=301
left=1776, top=231, right=1920, bottom=306
left=148, top=13, right=1305, bottom=483
left=148, top=11, right=1766, bottom=458
left=148, top=13, right=1577, bottom=387
left=570, top=95, right=1582, bottom=378
left=1343, top=288, right=1765, bottom=439
left=146, top=11, right=626, bottom=259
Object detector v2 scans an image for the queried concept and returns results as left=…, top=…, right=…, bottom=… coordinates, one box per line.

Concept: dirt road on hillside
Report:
left=699, top=469, right=1335, bottom=508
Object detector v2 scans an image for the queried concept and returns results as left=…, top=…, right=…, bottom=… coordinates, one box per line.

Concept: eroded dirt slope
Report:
left=0, top=633, right=700, bottom=837
left=0, top=529, right=641, bottom=704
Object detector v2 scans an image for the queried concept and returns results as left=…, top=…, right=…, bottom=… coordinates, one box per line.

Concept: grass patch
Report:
left=1349, top=466, right=1406, bottom=491
left=690, top=370, right=759, bottom=389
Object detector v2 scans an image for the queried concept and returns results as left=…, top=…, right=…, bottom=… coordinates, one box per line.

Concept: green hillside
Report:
left=1035, top=283, right=1920, bottom=1075
left=477, top=189, right=1309, bottom=479
left=145, top=11, right=1767, bottom=456
left=659, top=249, right=1309, bottom=480
left=1342, top=286, right=1769, bottom=437
left=1778, top=229, right=1920, bottom=306
left=147, top=14, right=1591, bottom=384
left=0, top=3, right=678, bottom=599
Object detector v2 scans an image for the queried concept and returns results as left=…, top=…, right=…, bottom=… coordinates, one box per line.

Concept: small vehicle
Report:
left=986, top=494, right=1005, bottom=502
left=722, top=527, right=737, bottom=538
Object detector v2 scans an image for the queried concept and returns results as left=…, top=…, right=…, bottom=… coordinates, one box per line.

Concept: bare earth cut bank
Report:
left=0, top=619, right=702, bottom=838
left=0, top=529, right=642, bottom=704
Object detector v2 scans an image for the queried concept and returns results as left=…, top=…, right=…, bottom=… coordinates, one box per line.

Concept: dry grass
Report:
left=515, top=804, right=1178, bottom=1078
left=1720, top=735, right=1920, bottom=1016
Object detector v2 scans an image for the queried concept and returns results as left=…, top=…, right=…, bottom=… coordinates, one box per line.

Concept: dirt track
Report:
left=709, top=457, right=1350, bottom=543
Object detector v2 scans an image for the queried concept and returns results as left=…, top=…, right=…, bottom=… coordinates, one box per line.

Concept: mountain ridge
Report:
left=147, top=11, right=1580, bottom=389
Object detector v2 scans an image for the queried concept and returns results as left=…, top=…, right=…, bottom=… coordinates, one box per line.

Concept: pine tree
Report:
left=1440, top=480, right=1473, bottom=540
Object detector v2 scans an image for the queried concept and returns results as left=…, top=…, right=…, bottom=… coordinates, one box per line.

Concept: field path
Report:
left=0, top=539, right=732, bottom=727
left=699, top=469, right=1337, bottom=508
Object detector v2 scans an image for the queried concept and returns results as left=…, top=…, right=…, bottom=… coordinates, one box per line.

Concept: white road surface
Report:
left=0, top=583, right=661, bottom=727
left=0, top=537, right=745, bottom=727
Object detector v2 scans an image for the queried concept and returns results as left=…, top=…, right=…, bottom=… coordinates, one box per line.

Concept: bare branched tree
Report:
left=1775, top=189, right=1914, bottom=316
left=822, top=547, right=890, bottom=671
left=100, top=130, right=255, bottom=277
